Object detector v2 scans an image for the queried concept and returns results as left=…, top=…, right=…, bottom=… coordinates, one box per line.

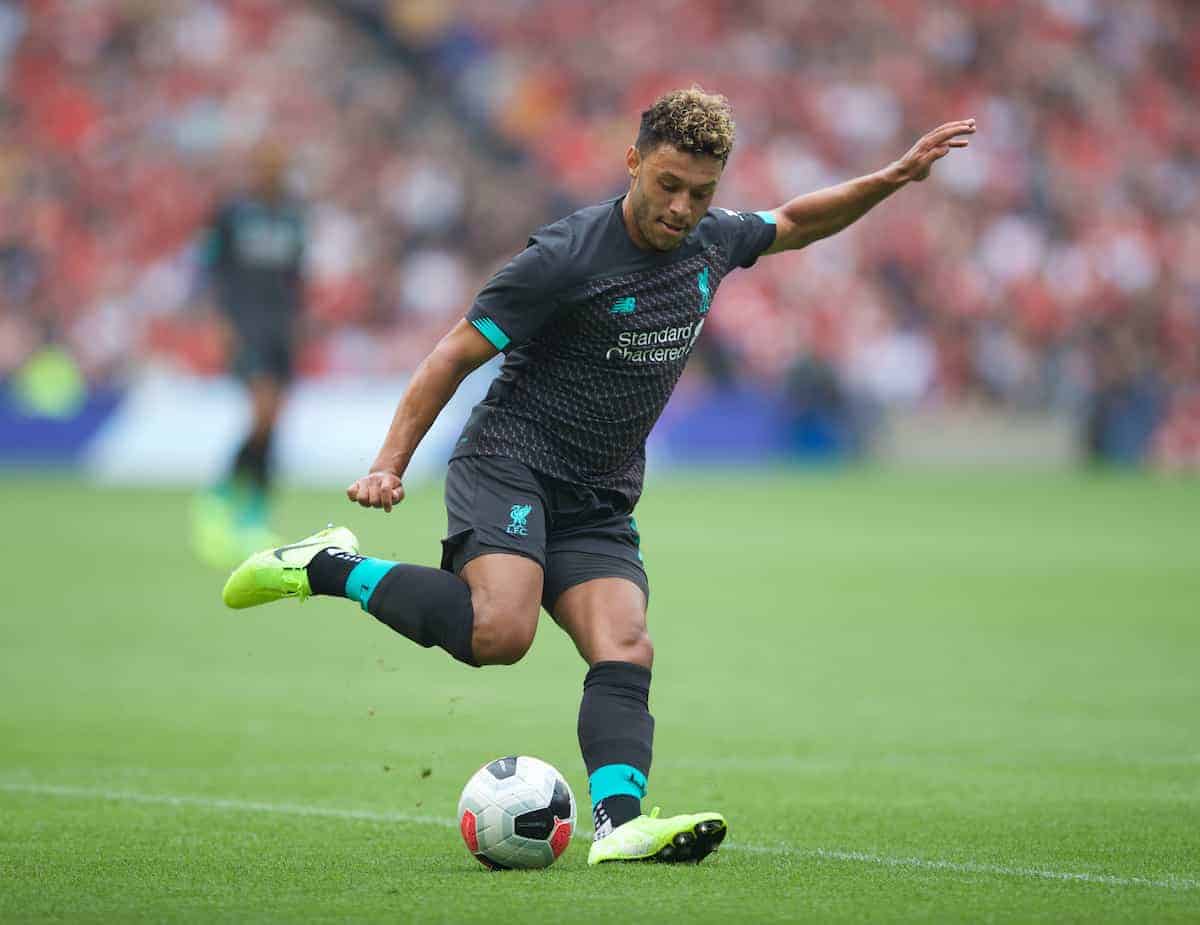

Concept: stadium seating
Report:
left=2, top=0, right=1196, bottom=461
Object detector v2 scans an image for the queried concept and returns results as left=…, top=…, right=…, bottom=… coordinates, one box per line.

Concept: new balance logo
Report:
left=610, top=297, right=637, bottom=315
left=505, top=504, right=533, bottom=537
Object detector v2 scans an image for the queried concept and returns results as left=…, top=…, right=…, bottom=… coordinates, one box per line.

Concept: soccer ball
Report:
left=457, top=755, right=576, bottom=870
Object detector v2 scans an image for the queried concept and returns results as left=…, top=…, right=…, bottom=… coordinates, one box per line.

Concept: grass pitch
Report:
left=1, top=470, right=1198, bottom=922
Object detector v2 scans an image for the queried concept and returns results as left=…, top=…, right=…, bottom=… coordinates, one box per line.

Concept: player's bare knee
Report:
left=602, top=627, right=653, bottom=668
left=627, top=630, right=654, bottom=668
left=474, top=621, right=536, bottom=665
left=470, top=600, right=537, bottom=666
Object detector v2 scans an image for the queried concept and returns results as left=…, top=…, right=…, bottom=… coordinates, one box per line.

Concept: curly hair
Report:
left=635, top=86, right=736, bottom=163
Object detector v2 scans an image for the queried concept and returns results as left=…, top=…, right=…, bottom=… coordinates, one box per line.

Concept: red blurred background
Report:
left=2, top=0, right=1198, bottom=466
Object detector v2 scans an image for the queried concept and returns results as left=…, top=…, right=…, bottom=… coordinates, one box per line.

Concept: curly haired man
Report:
left=223, top=87, right=973, bottom=865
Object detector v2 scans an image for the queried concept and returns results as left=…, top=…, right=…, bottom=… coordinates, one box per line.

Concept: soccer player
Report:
left=223, top=89, right=973, bottom=864
left=194, top=142, right=307, bottom=566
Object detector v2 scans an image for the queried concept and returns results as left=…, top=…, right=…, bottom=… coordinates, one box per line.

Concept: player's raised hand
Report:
left=346, top=470, right=405, bottom=512
left=891, top=119, right=976, bottom=183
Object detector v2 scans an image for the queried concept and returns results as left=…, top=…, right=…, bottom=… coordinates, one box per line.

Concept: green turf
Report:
left=1, top=470, right=1198, bottom=922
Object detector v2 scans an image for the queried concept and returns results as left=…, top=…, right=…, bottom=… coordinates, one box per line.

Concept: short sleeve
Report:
left=204, top=204, right=232, bottom=270
left=713, top=208, right=777, bottom=270
left=289, top=208, right=307, bottom=276
left=465, top=222, right=575, bottom=351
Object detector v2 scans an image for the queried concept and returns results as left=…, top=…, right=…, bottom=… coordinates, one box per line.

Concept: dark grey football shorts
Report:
left=232, top=336, right=294, bottom=384
left=440, top=455, right=649, bottom=613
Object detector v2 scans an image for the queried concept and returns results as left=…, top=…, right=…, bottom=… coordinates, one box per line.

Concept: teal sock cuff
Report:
left=236, top=490, right=268, bottom=527
left=588, top=764, right=647, bottom=803
left=344, top=558, right=396, bottom=611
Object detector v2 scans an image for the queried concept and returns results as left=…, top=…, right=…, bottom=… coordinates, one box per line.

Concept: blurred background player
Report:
left=193, top=141, right=307, bottom=567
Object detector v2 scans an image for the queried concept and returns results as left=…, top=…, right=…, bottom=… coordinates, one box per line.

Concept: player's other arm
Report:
left=195, top=204, right=239, bottom=351
left=763, top=119, right=975, bottom=255
left=347, top=320, right=497, bottom=512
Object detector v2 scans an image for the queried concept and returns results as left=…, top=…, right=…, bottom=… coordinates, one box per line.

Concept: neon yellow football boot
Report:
left=222, top=525, right=358, bottom=609
left=586, top=807, right=727, bottom=865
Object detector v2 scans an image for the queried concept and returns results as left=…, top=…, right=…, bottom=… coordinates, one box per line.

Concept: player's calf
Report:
left=578, top=661, right=655, bottom=837
left=224, top=527, right=479, bottom=666
left=307, top=549, right=478, bottom=665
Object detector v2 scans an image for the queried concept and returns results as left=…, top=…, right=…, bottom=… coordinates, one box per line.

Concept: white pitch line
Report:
left=2, top=781, right=1196, bottom=892
left=0, top=781, right=455, bottom=830
left=733, top=843, right=1200, bottom=891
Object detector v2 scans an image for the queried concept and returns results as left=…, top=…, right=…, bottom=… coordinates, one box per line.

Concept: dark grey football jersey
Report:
left=455, top=196, right=776, bottom=505
left=208, top=196, right=306, bottom=341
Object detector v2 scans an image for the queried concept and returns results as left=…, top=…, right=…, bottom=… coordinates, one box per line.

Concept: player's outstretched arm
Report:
left=347, top=320, right=497, bottom=512
left=762, top=119, right=975, bottom=255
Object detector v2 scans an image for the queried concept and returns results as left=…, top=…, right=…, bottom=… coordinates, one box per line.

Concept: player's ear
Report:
left=625, top=145, right=641, bottom=179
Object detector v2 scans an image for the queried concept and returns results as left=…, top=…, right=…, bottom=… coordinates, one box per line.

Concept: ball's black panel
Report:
left=475, top=852, right=511, bottom=871
left=513, top=807, right=554, bottom=840
left=485, top=756, right=518, bottom=780
left=549, top=778, right=572, bottom=820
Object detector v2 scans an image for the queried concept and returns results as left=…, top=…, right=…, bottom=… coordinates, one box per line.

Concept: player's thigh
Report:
left=543, top=506, right=650, bottom=666
left=246, top=375, right=286, bottom=427
left=551, top=575, right=651, bottom=668
left=235, top=340, right=291, bottom=427
left=460, top=552, right=544, bottom=647
left=441, top=456, right=551, bottom=661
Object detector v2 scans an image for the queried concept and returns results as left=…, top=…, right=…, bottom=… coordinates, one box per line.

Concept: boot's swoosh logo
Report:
left=272, top=540, right=330, bottom=561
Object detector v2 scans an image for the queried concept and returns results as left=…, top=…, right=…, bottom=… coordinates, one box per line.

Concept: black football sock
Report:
left=306, top=550, right=477, bottom=666
left=230, top=432, right=273, bottom=492
left=578, top=660, right=654, bottom=838
left=306, top=548, right=364, bottom=596
left=226, top=432, right=274, bottom=526
left=594, top=794, right=641, bottom=835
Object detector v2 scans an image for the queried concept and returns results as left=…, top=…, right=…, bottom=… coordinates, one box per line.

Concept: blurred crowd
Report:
left=0, top=0, right=556, bottom=383
left=2, top=0, right=1199, bottom=463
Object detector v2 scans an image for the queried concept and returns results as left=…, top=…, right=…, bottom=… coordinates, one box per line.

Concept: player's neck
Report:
left=620, top=194, right=652, bottom=251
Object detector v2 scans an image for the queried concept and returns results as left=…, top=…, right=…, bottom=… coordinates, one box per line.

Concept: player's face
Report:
left=253, top=143, right=288, bottom=200
left=625, top=143, right=723, bottom=251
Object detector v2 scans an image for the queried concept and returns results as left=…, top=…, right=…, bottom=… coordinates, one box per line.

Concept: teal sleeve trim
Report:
left=344, top=558, right=396, bottom=611
left=201, top=230, right=219, bottom=267
left=470, top=316, right=511, bottom=351
left=588, top=764, right=648, bottom=802
left=754, top=210, right=777, bottom=225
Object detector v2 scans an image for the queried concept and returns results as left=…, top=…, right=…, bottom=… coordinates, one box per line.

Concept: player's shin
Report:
left=307, top=550, right=477, bottom=666
left=229, top=432, right=273, bottom=494
left=219, top=432, right=274, bottom=535
left=577, top=660, right=654, bottom=838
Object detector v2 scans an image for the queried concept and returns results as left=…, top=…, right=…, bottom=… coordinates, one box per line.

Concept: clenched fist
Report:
left=346, top=470, right=405, bottom=512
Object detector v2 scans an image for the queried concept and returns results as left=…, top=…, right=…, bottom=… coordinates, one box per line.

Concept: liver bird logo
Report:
left=506, top=504, right=533, bottom=536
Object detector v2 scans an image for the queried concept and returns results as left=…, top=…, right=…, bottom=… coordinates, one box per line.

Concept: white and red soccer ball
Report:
left=457, top=755, right=576, bottom=869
